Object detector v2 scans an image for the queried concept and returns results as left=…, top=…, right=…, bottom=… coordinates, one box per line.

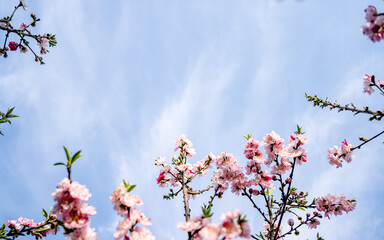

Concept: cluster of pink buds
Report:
left=156, top=135, right=213, bottom=189
left=177, top=209, right=250, bottom=240
left=110, top=181, right=155, bottom=240
left=327, top=139, right=354, bottom=168
left=361, top=5, right=384, bottom=42
left=6, top=216, right=55, bottom=237
left=52, top=178, right=97, bottom=240
left=315, top=194, right=357, bottom=219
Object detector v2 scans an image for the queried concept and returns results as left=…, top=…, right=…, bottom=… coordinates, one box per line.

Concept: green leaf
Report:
left=53, top=162, right=65, bottom=166
left=63, top=146, right=71, bottom=164
left=243, top=134, right=252, bottom=140
left=126, top=184, right=136, bottom=193
left=201, top=204, right=213, bottom=218
left=71, top=150, right=82, bottom=165
left=294, top=125, right=305, bottom=134
left=42, top=208, right=48, bottom=218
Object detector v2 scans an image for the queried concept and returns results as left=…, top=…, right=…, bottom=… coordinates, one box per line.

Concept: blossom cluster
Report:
left=156, top=135, right=213, bottom=190
left=6, top=216, right=56, bottom=238
left=315, top=194, right=357, bottom=219
left=52, top=178, right=97, bottom=240
left=110, top=182, right=155, bottom=240
left=327, top=139, right=354, bottom=168
left=361, top=5, right=384, bottom=42
left=0, top=0, right=56, bottom=63
left=177, top=209, right=250, bottom=240
left=212, top=131, right=308, bottom=196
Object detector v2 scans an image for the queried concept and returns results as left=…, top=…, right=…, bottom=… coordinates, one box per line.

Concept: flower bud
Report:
left=288, top=218, right=294, bottom=226
left=285, top=177, right=292, bottom=183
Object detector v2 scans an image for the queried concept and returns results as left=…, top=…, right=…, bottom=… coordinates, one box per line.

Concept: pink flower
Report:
left=363, top=74, right=375, bottom=94
left=315, top=194, right=356, bottom=219
left=38, top=37, right=49, bottom=49
left=307, top=219, right=320, bottom=229
left=8, top=42, right=18, bottom=51
left=288, top=218, right=294, bottom=226
left=243, top=138, right=263, bottom=159
left=19, top=22, right=27, bottom=30
left=199, top=223, right=221, bottom=240
left=129, top=227, right=155, bottom=240
left=221, top=222, right=241, bottom=239
left=365, top=6, right=377, bottom=22
left=177, top=216, right=203, bottom=233
left=154, top=156, right=165, bottom=166
left=327, top=146, right=342, bottom=168
left=52, top=178, right=97, bottom=238
left=20, top=0, right=28, bottom=11
left=174, top=135, right=196, bottom=157
left=340, top=139, right=354, bottom=163
left=156, top=171, right=166, bottom=185
left=262, top=131, right=284, bottom=165
left=239, top=221, right=251, bottom=239
left=67, top=224, right=97, bottom=240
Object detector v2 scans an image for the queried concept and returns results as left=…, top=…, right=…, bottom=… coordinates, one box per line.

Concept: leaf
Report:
left=71, top=150, right=82, bottom=165
left=126, top=184, right=136, bottom=193
left=63, top=146, right=71, bottom=164
left=42, top=208, right=48, bottom=218
left=53, top=162, right=65, bottom=166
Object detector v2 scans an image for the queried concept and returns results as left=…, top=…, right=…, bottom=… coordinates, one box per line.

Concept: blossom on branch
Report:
left=52, top=178, right=97, bottom=240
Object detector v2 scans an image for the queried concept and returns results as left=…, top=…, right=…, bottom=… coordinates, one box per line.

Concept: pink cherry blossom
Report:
left=129, top=227, right=155, bottom=240
left=315, top=194, right=356, bottom=219
left=363, top=74, right=375, bottom=94
left=19, top=22, right=27, bottom=30
left=38, top=37, right=49, bottom=49
left=327, top=146, right=342, bottom=168
left=365, top=6, right=377, bottom=22
left=199, top=223, right=221, bottom=240
left=154, top=156, right=165, bottom=166
left=52, top=178, right=97, bottom=239
left=174, top=135, right=196, bottom=157
left=262, top=131, right=284, bottom=165
left=8, top=42, right=18, bottom=51
left=20, top=0, right=28, bottom=11
left=307, top=219, right=320, bottom=229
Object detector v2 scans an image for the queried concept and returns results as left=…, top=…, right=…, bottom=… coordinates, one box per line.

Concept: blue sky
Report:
left=1, top=0, right=384, bottom=239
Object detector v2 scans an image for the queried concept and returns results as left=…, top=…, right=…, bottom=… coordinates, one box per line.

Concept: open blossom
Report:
left=174, top=135, right=196, bottom=157
left=328, top=140, right=354, bottom=168
left=307, top=219, right=320, bottom=229
left=340, top=139, right=354, bottom=163
left=130, top=227, right=155, bottom=240
left=111, top=182, right=154, bottom=240
left=154, top=156, right=165, bottom=166
left=361, top=6, right=384, bottom=42
left=262, top=131, right=284, bottom=165
left=363, top=74, right=375, bottom=94
left=110, top=183, right=143, bottom=217
left=20, top=0, right=28, bottom=11
left=52, top=178, right=97, bottom=240
left=243, top=138, right=263, bottom=159
left=315, top=194, right=356, bottom=219
left=8, top=42, right=18, bottom=51
left=19, top=22, right=27, bottom=30
left=327, top=146, right=342, bottom=168
left=199, top=223, right=221, bottom=240
left=179, top=211, right=249, bottom=240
